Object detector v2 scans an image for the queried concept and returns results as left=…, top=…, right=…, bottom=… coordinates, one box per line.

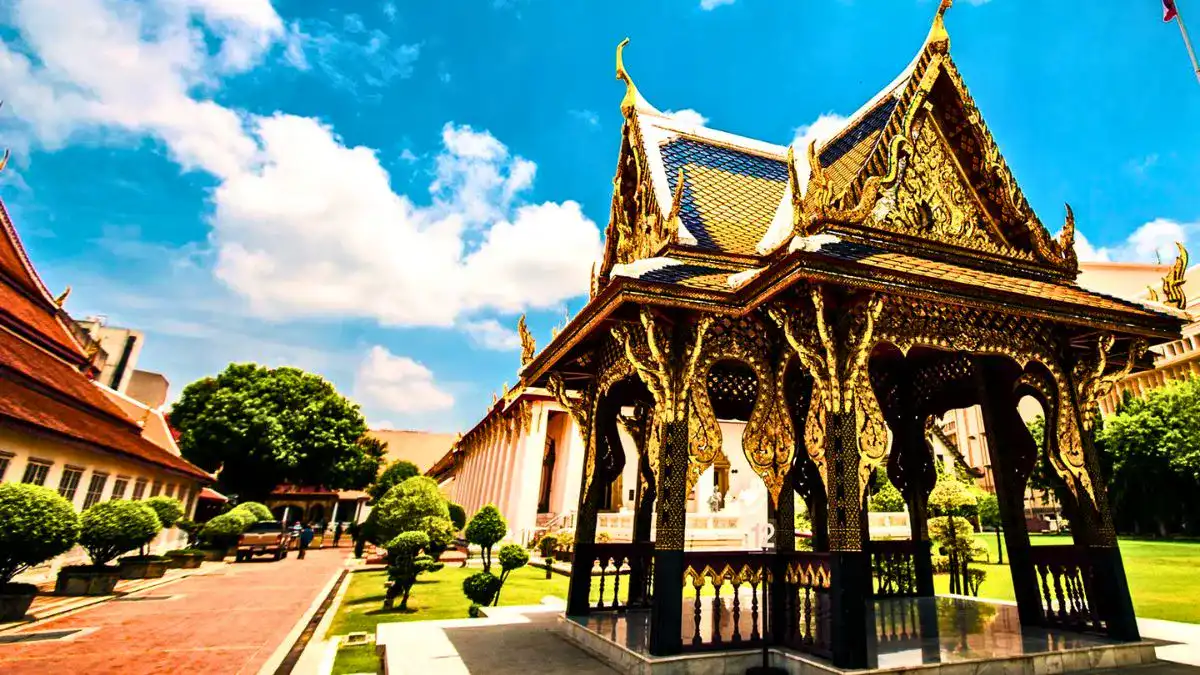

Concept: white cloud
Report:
left=570, top=109, right=600, bottom=128
left=287, top=16, right=420, bottom=92
left=1, top=0, right=602, bottom=331
left=700, top=0, right=736, bottom=9
left=791, top=112, right=849, bottom=195
left=664, top=109, right=709, bottom=127
left=354, top=346, right=455, bottom=414
left=1074, top=218, right=1196, bottom=264
left=461, top=319, right=521, bottom=351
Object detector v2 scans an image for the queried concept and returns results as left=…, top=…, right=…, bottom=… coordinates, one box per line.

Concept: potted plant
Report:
left=197, top=511, right=248, bottom=560
left=164, top=549, right=205, bottom=569
left=0, top=484, right=81, bottom=621
left=555, top=529, right=575, bottom=563
left=59, top=500, right=160, bottom=595
left=118, top=496, right=179, bottom=579
left=536, top=534, right=558, bottom=579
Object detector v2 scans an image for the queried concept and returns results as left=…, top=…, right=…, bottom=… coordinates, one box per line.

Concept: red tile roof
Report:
left=0, top=200, right=210, bottom=482
left=0, top=376, right=211, bottom=480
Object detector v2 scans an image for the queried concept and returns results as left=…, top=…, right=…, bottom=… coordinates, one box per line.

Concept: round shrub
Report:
left=537, top=534, right=558, bottom=559
left=498, top=543, right=529, bottom=573
left=0, top=483, right=81, bottom=585
left=80, top=500, right=162, bottom=566
left=199, top=512, right=248, bottom=547
left=144, top=496, right=185, bottom=529
left=232, top=501, right=272, bottom=522
left=226, top=507, right=259, bottom=527
left=421, top=516, right=456, bottom=560
left=462, top=571, right=500, bottom=606
left=447, top=502, right=467, bottom=531
left=372, top=476, right=451, bottom=544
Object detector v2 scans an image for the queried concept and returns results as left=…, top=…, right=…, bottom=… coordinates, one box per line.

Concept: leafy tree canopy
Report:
left=170, top=363, right=378, bottom=500
left=867, top=469, right=906, bottom=513
left=369, top=476, right=451, bottom=544
left=1100, top=378, right=1200, bottom=536
left=465, top=504, right=507, bottom=573
left=368, top=459, right=418, bottom=504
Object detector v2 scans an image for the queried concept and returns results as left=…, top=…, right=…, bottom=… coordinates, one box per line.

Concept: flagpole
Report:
left=1175, top=1, right=1200, bottom=85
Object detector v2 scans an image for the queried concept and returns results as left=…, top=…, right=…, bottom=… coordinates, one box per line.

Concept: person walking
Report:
left=333, top=522, right=344, bottom=547
left=298, top=523, right=314, bottom=560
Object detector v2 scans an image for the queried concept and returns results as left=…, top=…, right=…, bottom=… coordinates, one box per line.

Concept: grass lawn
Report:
left=330, top=564, right=571, bottom=674
left=936, top=534, right=1200, bottom=623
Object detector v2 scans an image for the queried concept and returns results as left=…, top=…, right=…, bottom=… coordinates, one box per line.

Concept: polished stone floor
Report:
left=570, top=595, right=1122, bottom=669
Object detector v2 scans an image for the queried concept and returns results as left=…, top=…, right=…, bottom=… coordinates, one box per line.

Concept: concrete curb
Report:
left=258, top=565, right=346, bottom=675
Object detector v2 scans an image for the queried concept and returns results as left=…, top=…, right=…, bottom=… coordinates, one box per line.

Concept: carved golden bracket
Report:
left=769, top=288, right=887, bottom=500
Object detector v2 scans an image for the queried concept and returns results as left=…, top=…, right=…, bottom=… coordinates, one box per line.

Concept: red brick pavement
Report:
left=0, top=547, right=348, bottom=675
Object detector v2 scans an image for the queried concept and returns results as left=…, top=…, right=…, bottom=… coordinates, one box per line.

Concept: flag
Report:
left=1165, top=0, right=1179, bottom=22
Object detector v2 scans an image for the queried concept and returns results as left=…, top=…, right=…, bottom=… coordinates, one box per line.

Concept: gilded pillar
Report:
left=771, top=288, right=886, bottom=670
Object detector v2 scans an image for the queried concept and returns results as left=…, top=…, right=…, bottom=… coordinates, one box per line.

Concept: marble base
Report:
left=558, top=597, right=1159, bottom=675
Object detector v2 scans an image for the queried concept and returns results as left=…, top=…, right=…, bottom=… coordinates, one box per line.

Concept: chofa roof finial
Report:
left=929, top=0, right=953, bottom=51
left=1162, top=242, right=1190, bottom=310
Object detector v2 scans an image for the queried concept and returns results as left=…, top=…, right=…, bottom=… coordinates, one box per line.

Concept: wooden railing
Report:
left=583, top=542, right=654, bottom=612
left=869, top=540, right=918, bottom=598
left=680, top=551, right=770, bottom=652
left=777, top=552, right=832, bottom=657
left=1030, top=545, right=1103, bottom=633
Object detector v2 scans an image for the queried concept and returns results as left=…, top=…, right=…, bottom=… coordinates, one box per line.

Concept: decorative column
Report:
left=547, top=372, right=600, bottom=617
left=621, top=406, right=655, bottom=607
left=614, top=311, right=712, bottom=657
left=772, top=289, right=885, bottom=670
left=975, top=358, right=1043, bottom=628
left=1060, top=337, right=1143, bottom=641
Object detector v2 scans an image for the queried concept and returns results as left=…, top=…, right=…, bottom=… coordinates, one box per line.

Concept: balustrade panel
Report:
left=778, top=552, right=832, bottom=658
left=1029, top=545, right=1104, bottom=633
left=679, top=551, right=770, bottom=652
left=869, top=540, right=919, bottom=598
left=583, top=542, right=655, bottom=612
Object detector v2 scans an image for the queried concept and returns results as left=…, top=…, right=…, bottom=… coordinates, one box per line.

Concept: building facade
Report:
left=0, top=200, right=211, bottom=582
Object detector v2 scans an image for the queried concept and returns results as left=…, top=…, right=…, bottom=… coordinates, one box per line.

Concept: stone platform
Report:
left=559, top=596, right=1159, bottom=675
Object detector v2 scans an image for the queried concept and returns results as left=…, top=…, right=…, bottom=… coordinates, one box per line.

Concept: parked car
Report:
left=235, top=521, right=293, bottom=562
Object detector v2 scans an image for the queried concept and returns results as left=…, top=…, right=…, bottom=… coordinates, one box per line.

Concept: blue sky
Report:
left=0, top=0, right=1197, bottom=432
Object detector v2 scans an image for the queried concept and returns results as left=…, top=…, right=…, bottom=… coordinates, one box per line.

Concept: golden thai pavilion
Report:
left=512, top=4, right=1184, bottom=671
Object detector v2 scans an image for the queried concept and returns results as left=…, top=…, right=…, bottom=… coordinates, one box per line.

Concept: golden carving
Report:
left=787, top=143, right=882, bottom=238
left=615, top=38, right=640, bottom=117
left=548, top=371, right=599, bottom=487
left=770, top=288, right=886, bottom=500
left=613, top=310, right=711, bottom=487
left=517, top=314, right=535, bottom=367
left=688, top=315, right=796, bottom=504
left=54, top=285, right=71, bottom=308
left=1162, top=242, right=1189, bottom=310
left=1073, top=335, right=1145, bottom=432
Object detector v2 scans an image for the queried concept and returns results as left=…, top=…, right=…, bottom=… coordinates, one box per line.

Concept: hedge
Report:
left=0, top=483, right=81, bottom=584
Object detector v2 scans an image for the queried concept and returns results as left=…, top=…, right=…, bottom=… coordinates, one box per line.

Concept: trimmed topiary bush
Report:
left=447, top=502, right=467, bottom=531
left=462, top=571, right=500, bottom=608
left=0, top=483, right=81, bottom=586
left=144, top=496, right=185, bottom=529
left=464, top=504, right=507, bottom=573
left=370, top=476, right=451, bottom=544
left=493, top=543, right=530, bottom=605
left=420, top=516, right=456, bottom=561
left=80, top=500, right=162, bottom=567
left=537, top=534, right=558, bottom=560
left=383, top=531, right=443, bottom=610
left=226, top=507, right=259, bottom=528
left=199, top=511, right=249, bottom=548
left=232, top=501, right=272, bottom=522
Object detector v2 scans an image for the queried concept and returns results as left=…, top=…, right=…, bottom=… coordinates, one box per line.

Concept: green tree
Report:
left=977, top=493, right=1000, bottom=530
left=170, top=363, right=378, bottom=500
left=867, top=469, right=906, bottom=512
left=367, top=476, right=451, bottom=546
left=230, top=501, right=272, bottom=522
left=368, top=459, right=418, bottom=504
left=1100, top=378, right=1200, bottom=536
left=447, top=503, right=467, bottom=531
left=465, top=505, right=507, bottom=573
left=384, top=531, right=443, bottom=610
left=493, top=543, right=530, bottom=605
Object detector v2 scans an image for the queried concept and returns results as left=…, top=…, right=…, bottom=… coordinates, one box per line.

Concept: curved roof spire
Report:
left=616, top=38, right=662, bottom=117
left=928, top=0, right=953, bottom=51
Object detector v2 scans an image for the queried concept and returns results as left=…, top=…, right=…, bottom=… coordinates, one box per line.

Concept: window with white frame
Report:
left=82, top=472, right=109, bottom=509
left=111, top=476, right=130, bottom=500
left=0, top=452, right=13, bottom=481
left=58, top=466, right=84, bottom=502
left=21, top=459, right=52, bottom=486
left=132, top=477, right=148, bottom=500
left=150, top=480, right=162, bottom=497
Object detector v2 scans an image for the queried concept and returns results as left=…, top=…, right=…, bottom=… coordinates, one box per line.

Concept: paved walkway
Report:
left=376, top=600, right=617, bottom=675
left=0, top=547, right=347, bottom=675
